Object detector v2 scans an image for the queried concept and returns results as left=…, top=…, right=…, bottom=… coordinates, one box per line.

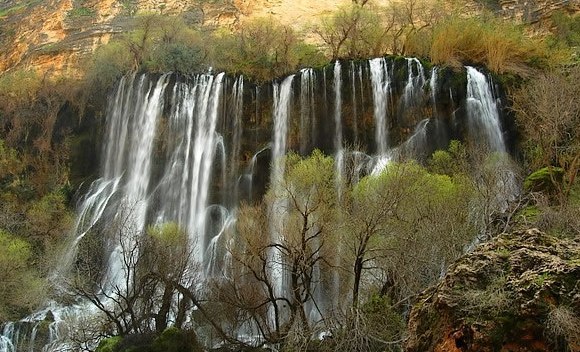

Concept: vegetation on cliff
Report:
left=0, top=0, right=579, bottom=350
left=405, top=228, right=580, bottom=352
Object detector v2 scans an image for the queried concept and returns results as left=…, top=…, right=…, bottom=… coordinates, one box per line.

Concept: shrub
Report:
left=545, top=305, right=580, bottom=351
left=209, top=18, right=326, bottom=82
left=523, top=167, right=564, bottom=193
left=148, top=42, right=204, bottom=73
left=152, top=327, right=202, bottom=352
left=0, top=230, right=45, bottom=320
left=95, top=336, right=122, bottom=352
left=316, top=3, right=387, bottom=59
left=550, top=11, right=580, bottom=49
left=511, top=66, right=580, bottom=181
left=82, top=41, right=133, bottom=102
left=430, top=15, right=549, bottom=75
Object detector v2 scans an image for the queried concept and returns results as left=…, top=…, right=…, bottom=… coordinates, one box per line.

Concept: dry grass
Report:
left=430, top=16, right=549, bottom=75
left=545, top=305, right=580, bottom=351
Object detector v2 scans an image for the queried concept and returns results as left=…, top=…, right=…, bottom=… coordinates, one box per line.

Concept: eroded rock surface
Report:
left=406, top=229, right=580, bottom=352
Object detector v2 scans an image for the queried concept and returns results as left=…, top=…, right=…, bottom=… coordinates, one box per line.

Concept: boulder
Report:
left=405, top=229, right=580, bottom=352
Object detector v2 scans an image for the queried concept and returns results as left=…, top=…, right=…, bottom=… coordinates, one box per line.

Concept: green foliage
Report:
left=0, top=139, right=24, bottom=187
left=84, top=14, right=326, bottom=83
left=119, top=0, right=138, bottom=16
left=96, top=336, right=122, bottom=352
left=549, top=11, right=580, bottom=61
left=149, top=42, right=204, bottom=73
left=523, top=167, right=565, bottom=193
left=316, top=4, right=387, bottom=59
left=350, top=161, right=476, bottom=301
left=210, top=18, right=326, bottom=82
left=85, top=41, right=133, bottom=96
left=0, top=69, right=41, bottom=109
left=143, top=222, right=190, bottom=282
left=0, top=230, right=45, bottom=320
left=360, top=294, right=405, bottom=341
left=67, top=6, right=95, bottom=19
left=96, top=329, right=201, bottom=352
left=25, top=190, right=73, bottom=248
left=0, top=0, right=40, bottom=18
left=428, top=140, right=470, bottom=176
left=151, top=327, right=201, bottom=352
left=283, top=149, right=337, bottom=200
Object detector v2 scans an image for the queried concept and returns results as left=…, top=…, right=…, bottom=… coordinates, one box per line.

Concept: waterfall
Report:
left=229, top=76, right=244, bottom=206
left=300, top=68, right=316, bottom=154
left=269, top=74, right=295, bottom=321
left=152, top=73, right=226, bottom=269
left=0, top=57, right=523, bottom=351
left=271, top=75, right=295, bottom=186
left=466, top=67, right=518, bottom=215
left=465, top=66, right=505, bottom=153
left=105, top=73, right=170, bottom=290
left=350, top=61, right=358, bottom=140
left=369, top=57, right=391, bottom=154
left=402, top=58, right=426, bottom=109
left=430, top=67, right=438, bottom=117
left=333, top=61, right=344, bottom=195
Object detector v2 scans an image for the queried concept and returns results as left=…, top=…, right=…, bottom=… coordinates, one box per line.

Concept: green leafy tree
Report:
left=222, top=150, right=339, bottom=344
left=210, top=18, right=325, bottom=81
left=0, top=230, right=45, bottom=320
left=347, top=162, right=476, bottom=307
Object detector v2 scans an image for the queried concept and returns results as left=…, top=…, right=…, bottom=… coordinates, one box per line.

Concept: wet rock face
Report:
left=405, top=229, right=580, bottom=352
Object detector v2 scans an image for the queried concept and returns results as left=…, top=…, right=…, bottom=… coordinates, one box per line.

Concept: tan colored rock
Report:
left=0, top=0, right=578, bottom=77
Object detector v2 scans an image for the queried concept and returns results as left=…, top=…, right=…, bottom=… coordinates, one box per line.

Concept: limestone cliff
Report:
left=0, top=0, right=362, bottom=76
left=405, top=229, right=580, bottom=352
left=1, top=0, right=577, bottom=77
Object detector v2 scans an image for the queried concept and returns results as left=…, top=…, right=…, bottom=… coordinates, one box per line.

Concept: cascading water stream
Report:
left=369, top=57, right=391, bottom=154
left=228, top=76, right=245, bottom=207
left=465, top=66, right=518, bottom=211
left=465, top=66, right=505, bottom=153
left=333, top=61, right=344, bottom=194
left=430, top=67, right=438, bottom=116
left=350, top=61, right=359, bottom=139
left=0, top=58, right=523, bottom=352
left=299, top=68, right=316, bottom=155
left=105, top=74, right=170, bottom=291
left=402, top=58, right=426, bottom=109
left=269, top=75, right=296, bottom=323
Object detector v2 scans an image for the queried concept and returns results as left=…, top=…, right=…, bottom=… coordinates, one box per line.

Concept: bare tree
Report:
left=69, top=206, right=198, bottom=336
left=214, top=151, right=339, bottom=346
left=512, top=66, right=580, bottom=203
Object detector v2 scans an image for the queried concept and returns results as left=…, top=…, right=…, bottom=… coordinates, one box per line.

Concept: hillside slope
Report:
left=0, top=0, right=577, bottom=76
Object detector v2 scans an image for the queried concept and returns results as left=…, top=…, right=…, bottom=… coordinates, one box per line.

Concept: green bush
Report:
left=83, top=41, right=133, bottom=100
left=523, top=167, right=565, bottom=193
left=0, top=230, right=45, bottom=320
left=209, top=18, right=326, bottom=82
left=148, top=42, right=204, bottom=73
left=550, top=11, right=580, bottom=48
left=67, top=6, right=94, bottom=19
left=152, top=327, right=201, bottom=352
left=95, top=336, right=122, bottom=352
left=97, top=329, right=202, bottom=352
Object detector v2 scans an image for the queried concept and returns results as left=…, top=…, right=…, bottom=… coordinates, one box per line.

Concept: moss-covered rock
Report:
left=405, top=228, right=580, bottom=352
left=96, top=328, right=202, bottom=352
left=96, top=336, right=122, bottom=352
left=523, top=167, right=565, bottom=193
